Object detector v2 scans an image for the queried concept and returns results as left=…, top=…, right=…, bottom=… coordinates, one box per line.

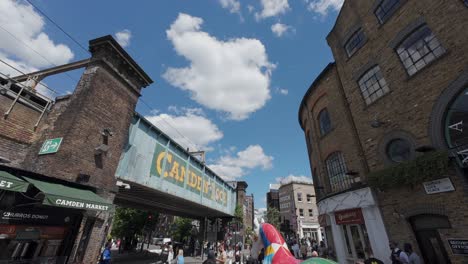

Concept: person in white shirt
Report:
left=404, top=243, right=422, bottom=264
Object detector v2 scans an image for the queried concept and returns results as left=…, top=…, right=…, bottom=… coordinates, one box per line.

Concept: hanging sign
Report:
left=423, top=178, right=455, bottom=194
left=448, top=239, right=468, bottom=255
left=39, top=138, right=63, bottom=155
left=335, top=208, right=364, bottom=225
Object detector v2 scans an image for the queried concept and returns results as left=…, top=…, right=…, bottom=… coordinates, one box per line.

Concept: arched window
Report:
left=396, top=25, right=445, bottom=76
left=344, top=28, right=366, bottom=57
left=358, top=65, right=390, bottom=105
left=318, top=108, right=332, bottom=136
left=374, top=0, right=403, bottom=24
left=325, top=152, right=349, bottom=193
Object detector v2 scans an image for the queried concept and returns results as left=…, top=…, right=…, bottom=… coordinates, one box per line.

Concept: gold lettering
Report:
left=197, top=176, right=202, bottom=191
left=190, top=172, right=197, bottom=188
left=204, top=181, right=210, bottom=194
left=170, top=161, right=179, bottom=180
left=156, top=152, right=166, bottom=176
left=164, top=154, right=173, bottom=177
left=180, top=166, right=186, bottom=182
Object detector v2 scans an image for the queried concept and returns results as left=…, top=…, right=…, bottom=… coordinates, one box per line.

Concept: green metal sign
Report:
left=39, top=138, right=63, bottom=155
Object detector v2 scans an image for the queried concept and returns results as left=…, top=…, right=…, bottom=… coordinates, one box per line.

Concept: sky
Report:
left=0, top=0, right=343, bottom=210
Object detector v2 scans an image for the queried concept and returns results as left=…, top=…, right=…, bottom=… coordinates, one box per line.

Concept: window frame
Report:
left=308, top=209, right=313, bottom=217
left=297, top=192, right=303, bottom=202
left=344, top=28, right=367, bottom=58
left=374, top=0, right=404, bottom=24
left=325, top=152, right=349, bottom=193
left=318, top=108, right=332, bottom=136
left=357, top=65, right=390, bottom=105
left=396, top=24, right=446, bottom=76
left=299, top=209, right=304, bottom=217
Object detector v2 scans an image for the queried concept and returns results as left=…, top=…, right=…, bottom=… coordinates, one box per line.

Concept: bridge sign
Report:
left=39, top=138, right=63, bottom=155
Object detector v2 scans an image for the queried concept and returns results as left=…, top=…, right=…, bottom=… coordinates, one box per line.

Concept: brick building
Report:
left=299, top=0, right=468, bottom=263
left=278, top=182, right=320, bottom=241
left=0, top=35, right=152, bottom=263
left=266, top=183, right=280, bottom=211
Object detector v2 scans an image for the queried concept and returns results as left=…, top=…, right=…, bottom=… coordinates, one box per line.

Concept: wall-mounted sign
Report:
left=39, top=137, right=63, bottom=155
left=448, top=239, right=468, bottom=255
left=423, top=177, right=455, bottom=194
left=335, top=208, right=364, bottom=225
left=1, top=208, right=76, bottom=226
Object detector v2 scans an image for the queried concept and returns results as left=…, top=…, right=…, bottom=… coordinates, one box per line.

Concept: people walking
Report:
left=99, top=243, right=111, bottom=264
left=389, top=241, right=409, bottom=264
left=227, top=246, right=234, bottom=264
left=257, top=248, right=265, bottom=264
left=167, top=245, right=174, bottom=264
left=217, top=245, right=227, bottom=264
left=176, top=249, right=184, bottom=264
left=318, top=241, right=327, bottom=257
left=300, top=242, right=308, bottom=259
left=203, top=250, right=217, bottom=264
left=404, top=243, right=422, bottom=264
left=363, top=247, right=384, bottom=264
left=292, top=240, right=300, bottom=259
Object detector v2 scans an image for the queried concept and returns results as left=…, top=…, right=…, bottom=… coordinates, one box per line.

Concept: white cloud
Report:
left=145, top=107, right=223, bottom=151
left=306, top=0, right=343, bottom=16
left=275, top=174, right=313, bottom=185
left=115, top=29, right=132, bottom=47
left=0, top=0, right=74, bottom=69
left=219, top=0, right=241, bottom=14
left=163, top=13, right=274, bottom=120
left=209, top=145, right=274, bottom=180
left=247, top=5, right=255, bottom=13
left=278, top=88, right=288, bottom=95
left=255, top=0, right=290, bottom=20
left=271, top=23, right=293, bottom=37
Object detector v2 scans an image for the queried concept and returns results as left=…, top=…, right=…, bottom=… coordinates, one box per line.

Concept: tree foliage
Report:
left=111, top=207, right=157, bottom=239
left=172, top=217, right=193, bottom=242
left=234, top=204, right=244, bottom=224
left=266, top=206, right=281, bottom=231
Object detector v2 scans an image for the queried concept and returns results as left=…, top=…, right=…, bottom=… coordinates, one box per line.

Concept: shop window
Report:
left=318, top=108, right=332, bottom=136
left=345, top=28, right=366, bottom=57
left=396, top=25, right=445, bottom=76
left=326, top=152, right=349, bottom=193
left=386, top=138, right=412, bottom=162
left=375, top=0, right=402, bottom=24
left=299, top=209, right=304, bottom=217
left=358, top=65, right=390, bottom=105
left=309, top=209, right=313, bottom=217
left=297, top=192, right=303, bottom=202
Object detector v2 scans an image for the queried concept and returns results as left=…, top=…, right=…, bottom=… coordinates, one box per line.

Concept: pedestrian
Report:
left=363, top=247, right=384, bottom=264
left=99, top=242, right=111, bottom=264
left=389, top=241, right=409, bottom=264
left=292, top=240, right=300, bottom=259
left=318, top=241, right=327, bottom=257
left=257, top=248, right=265, bottom=263
left=176, top=249, right=184, bottom=264
left=167, top=245, right=174, bottom=264
left=217, top=245, right=227, bottom=264
left=235, top=246, right=241, bottom=264
left=300, top=243, right=308, bottom=260
left=403, top=243, right=422, bottom=264
left=203, top=250, right=217, bottom=264
left=227, top=245, right=234, bottom=264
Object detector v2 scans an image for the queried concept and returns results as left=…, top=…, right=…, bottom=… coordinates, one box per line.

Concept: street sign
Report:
left=423, top=177, right=455, bottom=194
left=39, top=138, right=63, bottom=155
left=448, top=239, right=468, bottom=255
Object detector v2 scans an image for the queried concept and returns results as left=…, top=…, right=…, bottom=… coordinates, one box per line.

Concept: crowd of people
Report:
left=287, top=238, right=333, bottom=259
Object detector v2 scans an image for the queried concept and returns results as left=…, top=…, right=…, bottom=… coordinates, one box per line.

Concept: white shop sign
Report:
left=423, top=178, right=455, bottom=194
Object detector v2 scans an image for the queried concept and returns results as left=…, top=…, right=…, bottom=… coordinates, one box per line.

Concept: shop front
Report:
left=318, top=187, right=390, bottom=264
left=0, top=170, right=113, bottom=264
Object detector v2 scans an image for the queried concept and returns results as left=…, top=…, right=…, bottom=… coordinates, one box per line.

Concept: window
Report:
left=464, top=0, right=468, bottom=7
left=326, top=152, right=349, bottom=193
left=318, top=108, right=332, bottom=136
left=309, top=209, right=313, bottom=217
left=307, top=194, right=312, bottom=203
left=375, top=0, right=402, bottom=24
left=345, top=28, right=366, bottom=57
left=297, top=193, right=303, bottom=202
left=396, top=25, right=445, bottom=76
left=358, top=65, right=390, bottom=105
left=299, top=209, right=304, bottom=217
left=386, top=138, right=412, bottom=162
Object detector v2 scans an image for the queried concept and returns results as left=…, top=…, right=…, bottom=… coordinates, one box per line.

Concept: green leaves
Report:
left=266, top=206, right=281, bottom=231
left=367, top=151, right=449, bottom=190
left=111, top=208, right=158, bottom=238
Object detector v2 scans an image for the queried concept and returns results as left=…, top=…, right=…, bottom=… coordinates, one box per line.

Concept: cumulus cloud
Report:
left=275, top=174, right=313, bottom=185
left=115, top=29, right=132, bottom=47
left=271, top=23, right=293, bottom=37
left=255, top=0, right=290, bottom=20
left=145, top=107, right=223, bottom=151
left=0, top=0, right=74, bottom=69
left=306, top=0, right=344, bottom=16
left=209, top=145, right=274, bottom=180
left=163, top=13, right=274, bottom=120
left=219, top=0, right=241, bottom=14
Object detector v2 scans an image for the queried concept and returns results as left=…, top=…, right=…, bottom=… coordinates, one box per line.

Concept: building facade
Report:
left=299, top=1, right=468, bottom=263
left=266, top=184, right=280, bottom=211
left=278, top=182, right=320, bottom=242
left=0, top=35, right=152, bottom=263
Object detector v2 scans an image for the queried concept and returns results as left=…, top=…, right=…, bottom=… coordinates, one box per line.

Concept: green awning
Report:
left=0, top=171, right=29, bottom=192
left=24, top=177, right=114, bottom=212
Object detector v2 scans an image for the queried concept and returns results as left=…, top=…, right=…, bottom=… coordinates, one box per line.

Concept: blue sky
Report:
left=0, top=0, right=343, bottom=210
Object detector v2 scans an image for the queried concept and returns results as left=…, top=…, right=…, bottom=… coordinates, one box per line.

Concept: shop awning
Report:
left=0, top=171, right=29, bottom=192
left=24, top=177, right=114, bottom=212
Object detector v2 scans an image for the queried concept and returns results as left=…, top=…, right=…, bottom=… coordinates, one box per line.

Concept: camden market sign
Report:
left=0, top=171, right=29, bottom=192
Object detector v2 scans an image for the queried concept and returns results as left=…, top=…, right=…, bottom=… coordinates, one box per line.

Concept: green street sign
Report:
left=39, top=138, right=63, bottom=155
